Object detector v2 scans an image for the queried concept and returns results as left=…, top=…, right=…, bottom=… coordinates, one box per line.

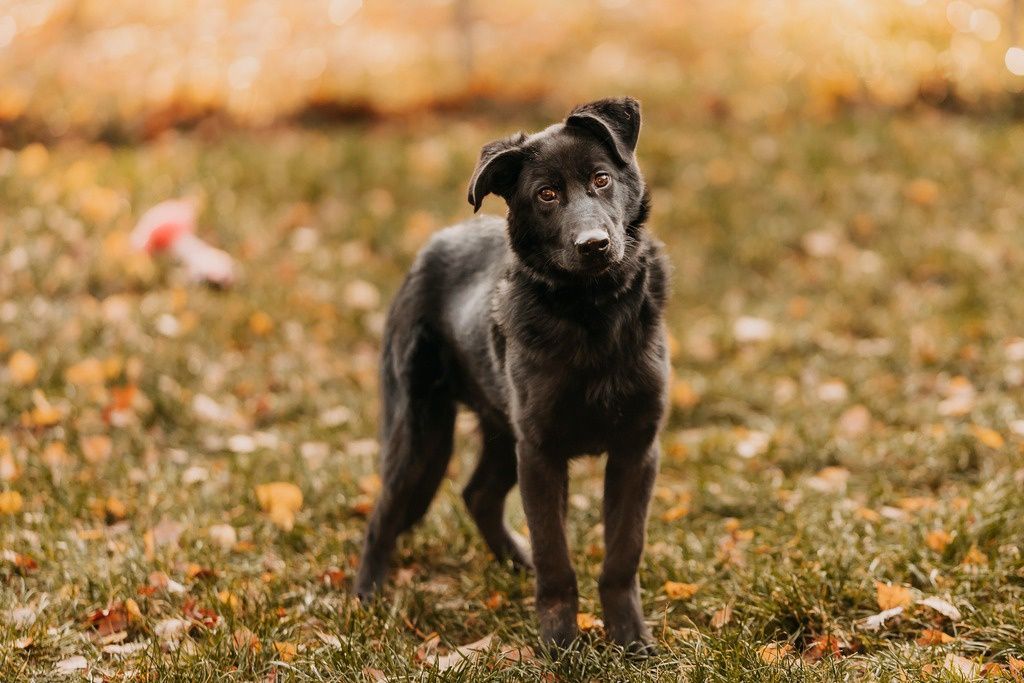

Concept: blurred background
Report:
left=5, top=2, right=1024, bottom=678
left=3, top=0, right=1024, bottom=143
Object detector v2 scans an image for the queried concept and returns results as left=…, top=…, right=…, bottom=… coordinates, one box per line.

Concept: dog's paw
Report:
left=537, top=600, right=579, bottom=651
left=606, top=617, right=656, bottom=657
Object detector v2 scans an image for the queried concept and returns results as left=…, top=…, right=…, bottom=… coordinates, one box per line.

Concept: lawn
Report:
left=2, top=108, right=1024, bottom=681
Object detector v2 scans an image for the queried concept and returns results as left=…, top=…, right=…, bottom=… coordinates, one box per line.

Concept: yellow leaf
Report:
left=664, top=581, right=700, bottom=600
left=661, top=504, right=690, bottom=522
left=576, top=613, right=603, bottom=632
left=8, top=350, right=38, bottom=386
left=255, top=482, right=303, bottom=531
left=970, top=425, right=1004, bottom=449
left=0, top=491, right=23, bottom=514
left=273, top=641, right=297, bottom=662
left=758, top=642, right=793, bottom=664
left=875, top=582, right=914, bottom=611
left=904, top=178, right=939, bottom=206
left=961, top=544, right=988, bottom=567
left=925, top=529, right=952, bottom=553
left=249, top=311, right=274, bottom=336
left=65, top=358, right=105, bottom=386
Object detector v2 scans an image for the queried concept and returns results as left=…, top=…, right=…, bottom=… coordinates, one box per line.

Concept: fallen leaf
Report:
left=837, top=405, right=871, bottom=438
left=961, top=544, right=988, bottom=567
left=208, top=523, right=238, bottom=551
left=0, top=490, right=23, bottom=514
left=803, top=635, right=841, bottom=662
left=925, top=529, right=952, bottom=553
left=711, top=605, right=732, bottom=629
left=433, top=634, right=494, bottom=671
left=917, top=596, right=962, bottom=621
left=735, top=430, right=771, bottom=459
left=941, top=654, right=980, bottom=679
left=876, top=582, right=914, bottom=610
left=917, top=629, right=955, bottom=646
left=80, top=435, right=112, bottom=464
left=86, top=602, right=130, bottom=636
left=970, top=425, right=1005, bottom=449
left=858, top=606, right=904, bottom=631
left=758, top=642, right=793, bottom=664
left=102, top=641, right=148, bottom=656
left=664, top=581, right=700, bottom=600
left=255, top=482, right=303, bottom=531
left=0, top=451, right=20, bottom=482
left=733, top=316, right=774, bottom=343
left=273, top=641, right=297, bottom=662
left=8, top=350, right=38, bottom=385
left=54, top=655, right=87, bottom=674
left=485, top=592, right=504, bottom=610
left=65, top=358, right=105, bottom=385
left=155, top=618, right=190, bottom=643
left=806, top=466, right=850, bottom=494
left=904, top=177, right=940, bottom=206
left=320, top=568, right=346, bottom=589
left=249, top=311, right=274, bottom=336
left=576, top=613, right=604, bottom=632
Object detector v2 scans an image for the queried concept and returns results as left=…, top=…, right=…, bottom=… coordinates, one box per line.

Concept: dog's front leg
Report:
left=518, top=445, right=578, bottom=649
left=600, top=441, right=659, bottom=655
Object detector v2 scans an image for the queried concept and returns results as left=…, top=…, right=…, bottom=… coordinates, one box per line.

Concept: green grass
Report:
left=2, top=109, right=1024, bottom=681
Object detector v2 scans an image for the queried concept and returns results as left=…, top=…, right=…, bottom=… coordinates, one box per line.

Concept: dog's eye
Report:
left=593, top=172, right=611, bottom=188
left=537, top=187, right=558, bottom=202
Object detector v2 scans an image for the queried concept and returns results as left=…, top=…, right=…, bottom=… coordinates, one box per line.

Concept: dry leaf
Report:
left=917, top=629, right=955, bottom=646
left=758, top=642, right=793, bottom=664
left=664, top=581, right=700, bottom=600
left=209, top=524, right=238, bottom=551
left=806, top=466, right=850, bottom=495
left=249, top=311, right=274, bottom=336
left=0, top=490, right=23, bottom=514
left=80, top=435, right=113, bottom=464
left=859, top=606, right=904, bottom=631
left=904, top=178, right=939, bottom=206
left=837, top=405, right=871, bottom=438
left=925, top=529, right=952, bottom=553
left=0, top=451, right=20, bottom=482
left=273, top=641, right=297, bottom=662
left=876, top=582, right=914, bottom=610
left=54, top=655, right=87, bottom=674
left=711, top=605, right=733, bottom=629
left=86, top=602, right=130, bottom=636
left=803, top=635, right=841, bottom=662
left=576, top=613, right=604, bottom=632
left=155, top=618, right=190, bottom=643
left=961, top=544, right=988, bottom=567
left=970, top=425, right=1005, bottom=449
left=485, top=592, right=504, bottom=610
left=433, top=634, right=494, bottom=671
left=8, top=350, right=38, bottom=385
left=255, top=482, right=303, bottom=531
left=941, top=654, right=981, bottom=679
left=917, top=596, right=962, bottom=621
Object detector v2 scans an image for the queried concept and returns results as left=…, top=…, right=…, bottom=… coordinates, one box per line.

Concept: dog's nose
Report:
left=575, top=229, right=610, bottom=257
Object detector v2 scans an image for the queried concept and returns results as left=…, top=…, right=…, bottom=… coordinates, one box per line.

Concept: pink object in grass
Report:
left=131, top=198, right=236, bottom=287
left=130, top=199, right=197, bottom=253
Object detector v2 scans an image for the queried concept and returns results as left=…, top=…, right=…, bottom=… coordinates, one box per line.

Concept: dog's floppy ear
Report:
left=467, top=133, right=527, bottom=212
left=565, top=96, right=641, bottom=166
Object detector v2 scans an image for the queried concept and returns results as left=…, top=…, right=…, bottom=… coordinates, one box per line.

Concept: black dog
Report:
left=356, top=97, right=669, bottom=653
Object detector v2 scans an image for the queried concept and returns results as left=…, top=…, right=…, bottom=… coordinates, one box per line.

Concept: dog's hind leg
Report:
left=355, top=326, right=456, bottom=599
left=462, top=422, right=532, bottom=569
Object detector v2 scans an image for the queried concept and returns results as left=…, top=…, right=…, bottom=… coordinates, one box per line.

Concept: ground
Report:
left=1, top=108, right=1024, bottom=681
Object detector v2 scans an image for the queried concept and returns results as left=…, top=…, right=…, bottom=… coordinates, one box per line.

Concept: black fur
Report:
left=356, top=97, right=670, bottom=654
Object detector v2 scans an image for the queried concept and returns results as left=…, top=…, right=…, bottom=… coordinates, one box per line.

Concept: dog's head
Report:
left=467, top=97, right=648, bottom=281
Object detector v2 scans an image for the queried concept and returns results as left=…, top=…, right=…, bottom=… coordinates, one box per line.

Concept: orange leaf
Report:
left=664, top=581, right=700, bottom=600
left=875, top=582, right=913, bottom=611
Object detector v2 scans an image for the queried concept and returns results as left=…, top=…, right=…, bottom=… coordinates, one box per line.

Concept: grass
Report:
left=1, top=107, right=1024, bottom=681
